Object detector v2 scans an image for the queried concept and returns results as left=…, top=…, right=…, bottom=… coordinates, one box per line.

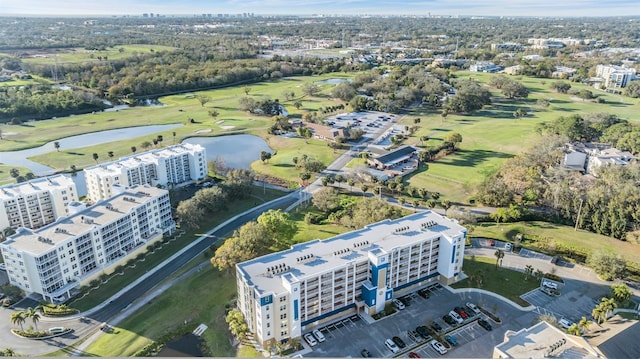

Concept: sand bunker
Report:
left=220, top=125, right=236, bottom=130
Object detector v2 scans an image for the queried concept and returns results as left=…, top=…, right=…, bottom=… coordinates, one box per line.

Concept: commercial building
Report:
left=236, top=211, right=466, bottom=348
left=0, top=185, right=174, bottom=302
left=85, top=143, right=207, bottom=202
left=469, top=61, right=502, bottom=73
left=0, top=175, right=78, bottom=231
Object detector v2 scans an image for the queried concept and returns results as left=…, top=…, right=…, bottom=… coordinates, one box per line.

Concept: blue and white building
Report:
left=236, top=211, right=467, bottom=348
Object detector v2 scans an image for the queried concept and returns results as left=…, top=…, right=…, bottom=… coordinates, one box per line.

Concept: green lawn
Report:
left=8, top=73, right=353, bottom=173
left=0, top=164, right=33, bottom=186
left=472, top=221, right=640, bottom=269
left=14, top=45, right=177, bottom=65
left=451, top=256, right=539, bottom=306
left=396, top=71, right=640, bottom=204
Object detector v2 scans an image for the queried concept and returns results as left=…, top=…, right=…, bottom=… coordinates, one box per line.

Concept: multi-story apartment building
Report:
left=236, top=211, right=466, bottom=348
left=0, top=175, right=78, bottom=231
left=595, top=64, right=637, bottom=89
left=0, top=185, right=174, bottom=303
left=85, top=143, right=207, bottom=202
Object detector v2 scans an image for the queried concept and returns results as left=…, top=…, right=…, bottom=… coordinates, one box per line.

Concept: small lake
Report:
left=0, top=124, right=182, bottom=175
left=157, top=334, right=204, bottom=357
left=316, top=78, right=352, bottom=85
left=183, top=134, right=271, bottom=170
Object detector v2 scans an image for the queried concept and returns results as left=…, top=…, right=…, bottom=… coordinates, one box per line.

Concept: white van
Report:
left=385, top=338, right=400, bottom=353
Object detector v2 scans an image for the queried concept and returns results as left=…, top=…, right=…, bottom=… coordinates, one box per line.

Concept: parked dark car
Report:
left=416, top=325, right=430, bottom=339
left=409, top=352, right=420, bottom=358
left=478, top=319, right=493, bottom=331
left=418, top=288, right=430, bottom=299
left=445, top=335, right=458, bottom=346
left=430, top=322, right=443, bottom=332
left=399, top=296, right=411, bottom=306
left=442, top=314, right=457, bottom=325
left=361, top=349, right=372, bottom=357
left=392, top=336, right=406, bottom=349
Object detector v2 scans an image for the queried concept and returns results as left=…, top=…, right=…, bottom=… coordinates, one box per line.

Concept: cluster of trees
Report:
left=9, top=306, right=41, bottom=332
left=211, top=209, right=297, bottom=272
left=175, top=169, right=254, bottom=229
left=587, top=252, right=626, bottom=281
left=417, top=132, right=464, bottom=162
left=625, top=82, right=640, bottom=98
left=310, top=187, right=403, bottom=229
left=444, top=79, right=492, bottom=113
left=488, top=76, right=529, bottom=99
left=477, top=133, right=640, bottom=240
left=238, top=97, right=282, bottom=115
left=0, top=86, right=106, bottom=122
left=6, top=168, right=36, bottom=184
left=292, top=154, right=326, bottom=174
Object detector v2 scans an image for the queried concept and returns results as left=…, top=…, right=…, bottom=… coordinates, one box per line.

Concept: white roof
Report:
left=0, top=175, right=75, bottom=200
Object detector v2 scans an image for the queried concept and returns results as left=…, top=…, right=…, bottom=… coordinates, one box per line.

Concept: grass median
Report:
left=451, top=256, right=539, bottom=306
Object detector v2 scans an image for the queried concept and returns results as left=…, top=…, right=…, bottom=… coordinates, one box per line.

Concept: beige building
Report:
left=0, top=175, right=78, bottom=231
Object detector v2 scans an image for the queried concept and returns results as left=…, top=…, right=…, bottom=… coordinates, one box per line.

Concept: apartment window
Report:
left=280, top=305, right=286, bottom=311
left=266, top=323, right=270, bottom=328
left=281, top=330, right=287, bottom=336
left=266, top=314, right=270, bottom=320
left=280, top=313, right=287, bottom=319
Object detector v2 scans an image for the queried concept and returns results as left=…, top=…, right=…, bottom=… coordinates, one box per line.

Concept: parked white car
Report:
left=505, top=243, right=513, bottom=252
left=448, top=310, right=464, bottom=324
left=393, top=298, right=406, bottom=310
left=559, top=318, right=575, bottom=329
left=542, top=280, right=558, bottom=289
left=312, top=329, right=326, bottom=343
left=466, top=302, right=481, bottom=315
left=429, top=340, right=448, bottom=355
left=385, top=338, right=400, bottom=353
left=304, top=333, right=318, bottom=347
left=0, top=263, right=6, bottom=271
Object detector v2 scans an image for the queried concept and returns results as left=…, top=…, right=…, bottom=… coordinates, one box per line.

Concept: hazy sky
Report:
left=1, top=0, right=639, bottom=17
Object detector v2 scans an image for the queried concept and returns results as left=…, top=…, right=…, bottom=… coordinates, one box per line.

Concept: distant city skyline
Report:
left=1, top=0, right=640, bottom=17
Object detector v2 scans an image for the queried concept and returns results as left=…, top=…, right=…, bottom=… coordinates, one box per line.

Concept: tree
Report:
left=444, top=79, right=491, bottom=113
left=243, top=87, right=251, bottom=95
left=524, top=265, right=534, bottom=281
left=587, top=252, right=625, bottom=281
left=54, top=141, right=60, bottom=152
left=260, top=151, right=272, bottom=163
left=360, top=184, right=369, bottom=196
left=141, top=141, right=152, bottom=150
left=10, top=311, right=25, bottom=331
left=92, top=153, right=99, bottom=164
left=107, top=151, right=114, bottom=159
left=551, top=81, right=572, bottom=94
left=444, top=132, right=463, bottom=149
left=302, top=83, right=321, bottom=97
left=9, top=168, right=19, bottom=178
left=577, top=316, right=592, bottom=334
left=313, top=187, right=341, bottom=212
left=494, top=249, right=505, bottom=268
left=257, top=209, right=297, bottom=245
left=225, top=309, right=248, bottom=340
left=129, top=146, right=136, bottom=154
left=176, top=199, right=204, bottom=229
left=300, top=172, right=311, bottom=185
left=567, top=324, right=581, bottom=335
left=293, top=101, right=302, bottom=110
left=208, top=110, right=219, bottom=118
left=490, top=207, right=509, bottom=225
left=597, top=297, right=617, bottom=321
left=610, top=283, right=632, bottom=305
left=591, top=305, right=606, bottom=325
left=195, top=94, right=211, bottom=107
left=25, top=307, right=40, bottom=331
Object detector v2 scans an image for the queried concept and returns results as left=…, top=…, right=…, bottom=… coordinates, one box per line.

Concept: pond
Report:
left=316, top=78, right=352, bottom=85
left=157, top=334, right=204, bottom=357
left=0, top=124, right=183, bottom=175
left=183, top=134, right=271, bottom=170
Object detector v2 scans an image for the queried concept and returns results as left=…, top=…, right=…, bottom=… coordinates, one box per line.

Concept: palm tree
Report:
left=107, top=151, right=114, bottom=160
left=131, top=146, right=137, bottom=154
left=577, top=316, right=592, bottom=334
left=524, top=265, right=534, bottom=281
left=592, top=306, right=606, bottom=325
left=54, top=141, right=60, bottom=152
left=26, top=307, right=41, bottom=331
left=92, top=153, right=99, bottom=164
left=567, top=324, right=581, bottom=335
left=599, top=297, right=617, bottom=319
left=3, top=348, right=16, bottom=356
left=172, top=131, right=176, bottom=145
left=494, top=249, right=505, bottom=268
left=10, top=311, right=25, bottom=331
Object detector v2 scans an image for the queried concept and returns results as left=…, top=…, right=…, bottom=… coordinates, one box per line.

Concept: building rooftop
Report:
left=586, top=315, right=640, bottom=359
left=373, top=146, right=416, bottom=166
left=494, top=321, right=598, bottom=359
left=2, top=185, right=167, bottom=255
left=237, top=211, right=465, bottom=296
left=0, top=175, right=75, bottom=200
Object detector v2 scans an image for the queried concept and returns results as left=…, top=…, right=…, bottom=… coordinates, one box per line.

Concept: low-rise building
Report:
left=367, top=145, right=418, bottom=172
left=469, top=61, right=502, bottom=73
left=303, top=122, right=348, bottom=141
left=0, top=185, right=174, bottom=302
left=85, top=143, right=207, bottom=202
left=563, top=142, right=635, bottom=176
left=0, top=175, right=78, bottom=231
left=236, top=211, right=467, bottom=349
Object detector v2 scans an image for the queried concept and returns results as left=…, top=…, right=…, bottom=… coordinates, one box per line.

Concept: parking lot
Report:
left=522, top=288, right=600, bottom=323
left=326, top=112, right=397, bottom=140
left=303, top=283, right=537, bottom=358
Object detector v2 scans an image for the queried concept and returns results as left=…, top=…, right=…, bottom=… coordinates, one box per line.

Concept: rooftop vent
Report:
left=394, top=226, right=410, bottom=234
left=421, top=221, right=437, bottom=230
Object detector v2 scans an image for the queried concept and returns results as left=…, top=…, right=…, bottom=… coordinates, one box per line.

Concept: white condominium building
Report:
left=595, top=64, right=637, bottom=89
left=85, top=143, right=207, bottom=202
left=0, top=175, right=78, bottom=231
left=236, top=211, right=467, bottom=348
left=0, top=185, right=175, bottom=303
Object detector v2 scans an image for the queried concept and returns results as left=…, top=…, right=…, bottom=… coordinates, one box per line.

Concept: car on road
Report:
left=478, top=319, right=493, bottom=331
left=430, top=321, right=443, bottom=332
left=449, top=310, right=464, bottom=324
left=418, top=288, right=430, bottom=299
left=454, top=306, right=469, bottom=319
left=445, top=334, right=458, bottom=346
left=304, top=333, right=318, bottom=346
left=466, top=302, right=481, bottom=315
left=505, top=243, right=512, bottom=251
left=442, top=314, right=457, bottom=325
left=393, top=298, right=406, bottom=310
left=429, top=340, right=448, bottom=355
left=559, top=318, right=575, bottom=330
left=393, top=336, right=406, bottom=349
left=361, top=349, right=372, bottom=357
left=416, top=325, right=430, bottom=339
left=409, top=352, right=421, bottom=358
left=385, top=338, right=400, bottom=353
left=0, top=263, right=6, bottom=271
left=312, top=329, right=326, bottom=342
